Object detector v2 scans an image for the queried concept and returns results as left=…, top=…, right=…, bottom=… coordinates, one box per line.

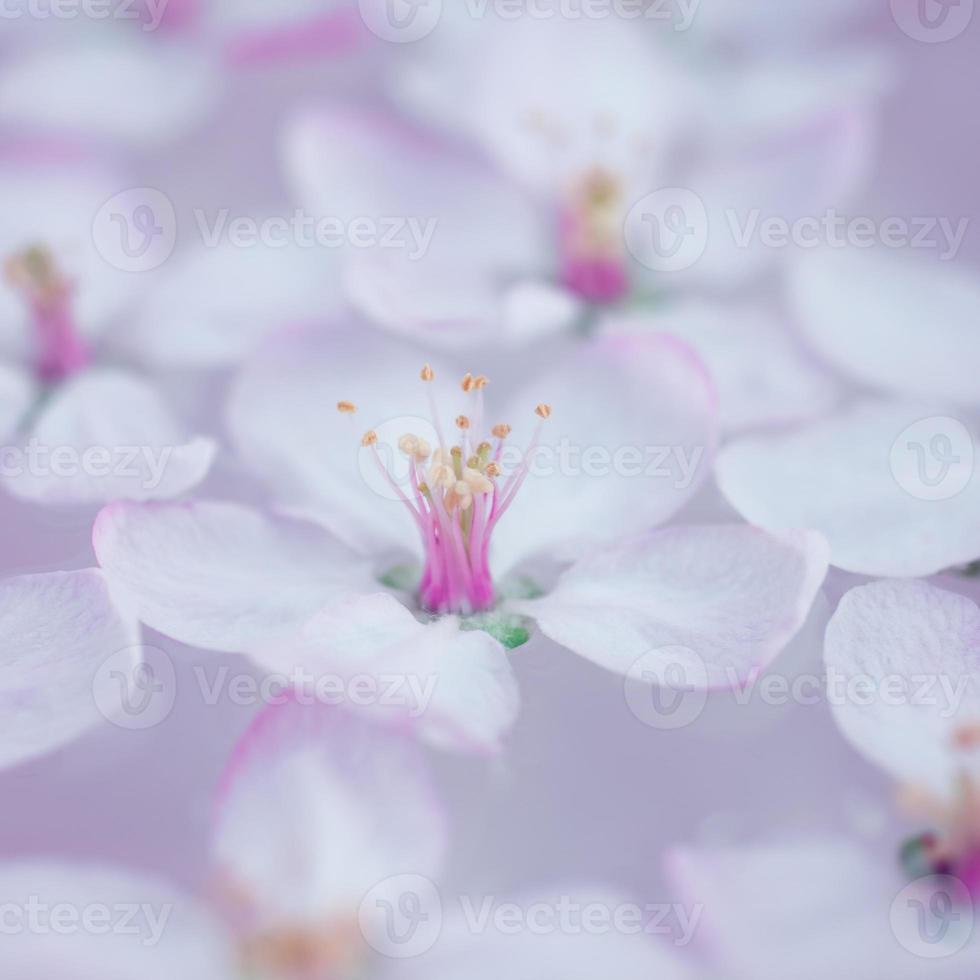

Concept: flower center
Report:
left=4, top=245, right=89, bottom=383
left=559, top=166, right=629, bottom=304
left=239, top=917, right=366, bottom=980
left=342, top=366, right=551, bottom=617
left=901, top=724, right=980, bottom=895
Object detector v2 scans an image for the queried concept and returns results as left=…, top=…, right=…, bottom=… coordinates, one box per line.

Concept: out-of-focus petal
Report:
left=0, top=36, right=220, bottom=146
left=2, top=369, right=215, bottom=504
left=490, top=332, right=718, bottom=573
left=0, top=862, right=233, bottom=979
left=607, top=302, right=840, bottom=434
left=93, top=499, right=373, bottom=654
left=716, top=400, right=980, bottom=577
left=825, top=579, right=980, bottom=798
left=117, top=240, right=341, bottom=370
left=213, top=698, right=446, bottom=930
left=515, top=525, right=828, bottom=689
left=0, top=569, right=139, bottom=769
left=790, top=246, right=980, bottom=407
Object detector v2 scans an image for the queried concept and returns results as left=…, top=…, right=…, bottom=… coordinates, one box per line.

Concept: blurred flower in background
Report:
left=1, top=2, right=979, bottom=978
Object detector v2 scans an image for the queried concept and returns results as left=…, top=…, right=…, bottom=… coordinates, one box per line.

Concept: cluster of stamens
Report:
left=341, top=366, right=551, bottom=616
left=4, top=244, right=88, bottom=382
left=900, top=724, right=980, bottom=894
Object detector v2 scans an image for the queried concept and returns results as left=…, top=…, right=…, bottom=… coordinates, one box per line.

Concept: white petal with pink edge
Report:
left=0, top=569, right=139, bottom=769
left=2, top=369, right=215, bottom=504
left=255, top=591, right=519, bottom=755
left=790, top=246, right=980, bottom=407
left=489, top=331, right=718, bottom=575
left=515, top=524, right=829, bottom=689
left=605, top=302, right=840, bottom=434
left=213, top=699, right=447, bottom=929
left=825, top=579, right=980, bottom=799
left=716, top=400, right=980, bottom=577
left=0, top=862, right=234, bottom=979
left=94, top=499, right=373, bottom=654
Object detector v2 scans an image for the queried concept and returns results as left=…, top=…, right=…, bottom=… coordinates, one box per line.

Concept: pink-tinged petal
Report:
left=227, top=325, right=463, bottom=555
left=93, top=500, right=373, bottom=654
left=516, top=525, right=828, bottom=689
left=395, top=888, right=694, bottom=980
left=667, top=840, right=931, bottom=980
left=716, top=400, right=980, bottom=577
left=2, top=369, right=215, bottom=505
left=790, top=247, right=980, bottom=408
left=256, top=592, right=519, bottom=755
left=825, top=580, right=980, bottom=798
left=0, top=862, right=233, bottom=979
left=118, top=241, right=342, bottom=370
left=213, top=699, right=446, bottom=930
left=490, top=332, right=718, bottom=573
left=607, top=302, right=840, bottom=434
left=0, top=362, right=33, bottom=440
left=0, top=37, right=220, bottom=146
left=0, top=569, right=139, bottom=769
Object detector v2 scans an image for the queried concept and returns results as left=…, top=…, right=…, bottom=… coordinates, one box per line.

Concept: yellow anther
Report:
left=486, top=461, right=501, bottom=478
left=474, top=375, right=489, bottom=390
left=336, top=400, right=356, bottom=414
left=463, top=467, right=493, bottom=495
left=361, top=430, right=378, bottom=447
left=461, top=373, right=474, bottom=392
left=420, top=364, right=434, bottom=382
left=492, top=424, right=512, bottom=439
left=456, top=415, right=470, bottom=430
left=535, top=404, right=552, bottom=420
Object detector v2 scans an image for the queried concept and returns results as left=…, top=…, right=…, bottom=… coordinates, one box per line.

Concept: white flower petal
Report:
left=490, top=331, right=718, bottom=573
left=825, top=579, right=980, bottom=798
left=93, top=500, right=372, bottom=654
left=0, top=362, right=33, bottom=441
left=0, top=862, right=233, bottom=979
left=609, top=301, right=840, bottom=433
left=227, top=324, right=463, bottom=555
left=2, top=369, right=215, bottom=504
left=716, top=400, right=980, bottom=576
left=213, top=699, right=446, bottom=928
left=118, top=240, right=342, bottom=369
left=257, top=592, right=519, bottom=754
left=517, top=524, right=829, bottom=689
left=0, top=568, right=139, bottom=769
left=0, top=37, right=219, bottom=145
left=790, top=246, right=980, bottom=407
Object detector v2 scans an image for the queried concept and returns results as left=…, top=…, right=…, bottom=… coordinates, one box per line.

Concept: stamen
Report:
left=348, top=372, right=547, bottom=616
left=337, top=400, right=357, bottom=414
